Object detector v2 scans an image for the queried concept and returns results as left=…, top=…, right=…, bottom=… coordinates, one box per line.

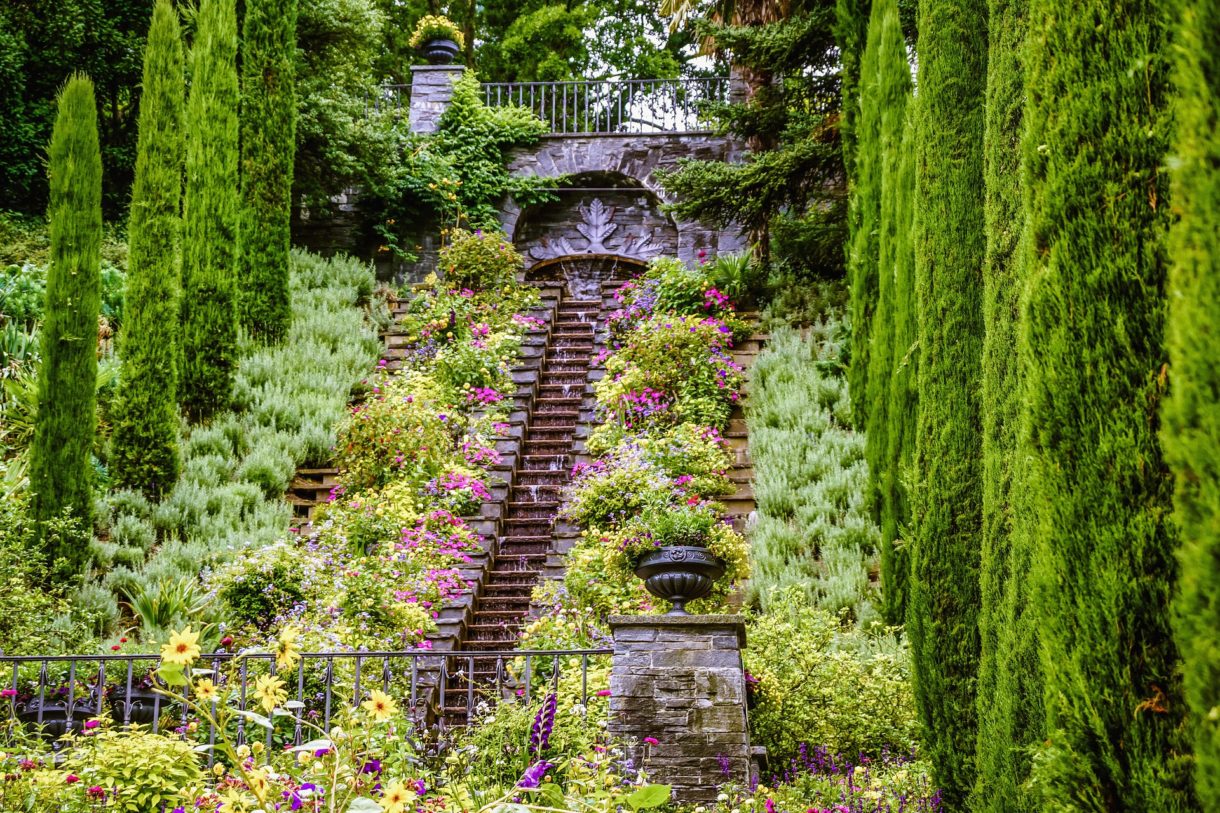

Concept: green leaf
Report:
left=156, top=662, right=187, bottom=687
left=347, top=799, right=383, bottom=813
left=293, top=738, right=333, bottom=752
left=237, top=710, right=273, bottom=729
left=626, top=785, right=671, bottom=810
left=540, top=782, right=565, bottom=808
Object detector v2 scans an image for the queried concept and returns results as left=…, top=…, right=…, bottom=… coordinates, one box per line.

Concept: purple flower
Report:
left=529, top=693, right=558, bottom=755
left=518, top=760, right=553, bottom=789
left=361, top=759, right=382, bottom=775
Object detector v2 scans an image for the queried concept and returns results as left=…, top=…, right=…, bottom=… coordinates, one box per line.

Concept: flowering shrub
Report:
left=745, top=589, right=918, bottom=765
left=409, top=14, right=464, bottom=48
left=437, top=229, right=523, bottom=292
left=595, top=314, right=744, bottom=431
left=709, top=747, right=941, bottom=813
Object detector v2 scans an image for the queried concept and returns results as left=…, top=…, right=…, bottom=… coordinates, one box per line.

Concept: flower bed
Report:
left=523, top=257, right=752, bottom=639
left=208, top=230, right=541, bottom=655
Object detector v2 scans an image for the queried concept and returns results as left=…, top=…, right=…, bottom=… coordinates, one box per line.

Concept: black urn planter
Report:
left=634, top=545, right=725, bottom=616
left=17, top=699, right=98, bottom=745
left=423, top=38, right=461, bottom=65
left=110, top=687, right=166, bottom=727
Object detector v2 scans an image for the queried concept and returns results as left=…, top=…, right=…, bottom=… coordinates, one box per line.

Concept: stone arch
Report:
left=499, top=133, right=749, bottom=266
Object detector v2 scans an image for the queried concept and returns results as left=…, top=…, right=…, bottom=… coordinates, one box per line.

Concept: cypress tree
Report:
left=29, top=74, right=102, bottom=569
left=905, top=0, right=986, bottom=804
left=1164, top=0, right=1220, bottom=807
left=864, top=0, right=911, bottom=623
left=180, top=0, right=240, bottom=421
left=111, top=0, right=184, bottom=499
left=882, top=99, right=916, bottom=624
left=846, top=3, right=881, bottom=428
left=239, top=0, right=297, bottom=343
left=834, top=0, right=872, bottom=177
left=1022, top=0, right=1190, bottom=808
left=973, top=0, right=1041, bottom=809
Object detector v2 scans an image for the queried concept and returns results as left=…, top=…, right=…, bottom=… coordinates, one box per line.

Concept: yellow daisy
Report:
left=252, top=674, right=288, bottom=714
left=379, top=782, right=411, bottom=813
left=274, top=626, right=302, bottom=671
left=194, top=678, right=220, bottom=703
left=361, top=689, right=397, bottom=723
left=161, top=628, right=201, bottom=666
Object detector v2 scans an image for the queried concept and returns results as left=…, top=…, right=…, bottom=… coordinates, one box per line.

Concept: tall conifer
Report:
left=180, top=0, right=240, bottom=420
left=882, top=96, right=916, bottom=624
left=111, top=0, right=184, bottom=498
left=29, top=75, right=102, bottom=569
left=863, top=0, right=911, bottom=623
left=1164, top=0, right=1220, bottom=807
left=973, top=0, right=1043, bottom=809
left=905, top=0, right=987, bottom=804
left=1022, top=0, right=1190, bottom=808
left=846, top=3, right=882, bottom=428
left=239, top=0, right=297, bottom=343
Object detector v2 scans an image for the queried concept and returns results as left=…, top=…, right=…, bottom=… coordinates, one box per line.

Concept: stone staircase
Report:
left=437, top=294, right=602, bottom=725
left=282, top=281, right=765, bottom=729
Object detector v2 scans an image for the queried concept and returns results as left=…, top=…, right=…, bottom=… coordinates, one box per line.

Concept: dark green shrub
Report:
left=239, top=0, right=297, bottom=343
left=180, top=0, right=240, bottom=421
left=1165, top=0, right=1220, bottom=807
left=29, top=74, right=102, bottom=571
left=1022, top=0, right=1189, bottom=807
left=906, top=0, right=987, bottom=805
left=973, top=0, right=1042, bottom=809
left=111, top=0, right=185, bottom=500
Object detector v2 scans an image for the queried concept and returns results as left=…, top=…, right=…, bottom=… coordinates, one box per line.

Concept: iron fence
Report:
left=368, top=78, right=731, bottom=133
left=480, top=78, right=729, bottom=134
left=0, top=648, right=611, bottom=759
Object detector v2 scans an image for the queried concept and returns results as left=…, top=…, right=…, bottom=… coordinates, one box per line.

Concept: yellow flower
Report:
left=194, top=678, right=220, bottom=703
left=380, top=782, right=411, bottom=813
left=161, top=627, right=201, bottom=666
left=274, top=626, right=302, bottom=670
left=362, top=689, right=397, bottom=723
left=253, top=674, right=288, bottom=713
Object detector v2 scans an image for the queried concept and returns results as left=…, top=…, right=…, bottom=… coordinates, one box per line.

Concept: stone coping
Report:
left=608, top=614, right=746, bottom=648
left=410, top=64, right=465, bottom=73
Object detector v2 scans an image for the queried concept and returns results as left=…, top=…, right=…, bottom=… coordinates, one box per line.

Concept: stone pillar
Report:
left=608, top=615, right=751, bottom=802
left=408, top=65, right=465, bottom=133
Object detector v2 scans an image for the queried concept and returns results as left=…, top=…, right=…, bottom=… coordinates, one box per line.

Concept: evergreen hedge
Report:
left=1022, top=0, right=1191, bottom=808
left=846, top=1, right=881, bottom=429
left=862, top=0, right=912, bottom=624
left=180, top=0, right=240, bottom=421
left=111, top=0, right=184, bottom=499
left=905, top=0, right=986, bottom=804
left=973, top=0, right=1041, bottom=810
left=834, top=0, right=872, bottom=177
left=1164, top=0, right=1220, bottom=807
left=239, top=0, right=297, bottom=344
left=29, top=75, right=102, bottom=569
left=881, top=97, right=916, bottom=624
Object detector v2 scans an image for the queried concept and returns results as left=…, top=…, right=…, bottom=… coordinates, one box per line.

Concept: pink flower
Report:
left=86, top=786, right=106, bottom=800
left=65, top=774, right=80, bottom=784
left=643, top=737, right=659, bottom=746
left=84, top=719, right=100, bottom=730
left=595, top=689, right=611, bottom=697
left=0, top=689, right=16, bottom=698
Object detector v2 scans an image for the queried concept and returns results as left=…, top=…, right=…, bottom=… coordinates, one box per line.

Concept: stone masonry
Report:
left=608, top=615, right=752, bottom=802
left=408, top=64, right=464, bottom=133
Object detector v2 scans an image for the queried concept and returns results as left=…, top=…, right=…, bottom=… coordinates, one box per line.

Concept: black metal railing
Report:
left=0, top=648, right=611, bottom=759
left=368, top=83, right=412, bottom=117
left=368, top=77, right=730, bottom=133
left=480, top=78, right=729, bottom=134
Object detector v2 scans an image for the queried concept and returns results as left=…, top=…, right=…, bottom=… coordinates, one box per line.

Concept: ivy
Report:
left=371, top=71, right=559, bottom=251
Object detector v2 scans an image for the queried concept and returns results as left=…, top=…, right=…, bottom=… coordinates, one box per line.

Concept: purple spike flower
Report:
left=518, top=760, right=553, bottom=789
left=529, top=692, right=558, bottom=755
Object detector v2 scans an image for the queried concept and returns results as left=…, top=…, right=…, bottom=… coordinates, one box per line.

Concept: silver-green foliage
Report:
left=745, top=323, right=879, bottom=621
left=86, top=251, right=380, bottom=624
